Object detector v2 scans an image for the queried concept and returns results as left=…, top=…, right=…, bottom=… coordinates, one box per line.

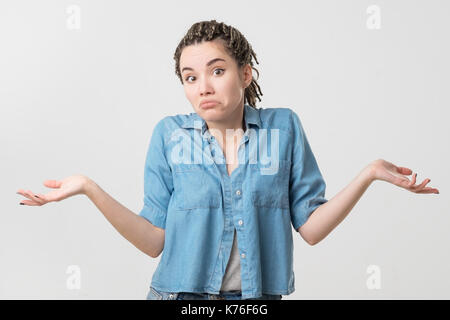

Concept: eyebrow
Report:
left=181, top=58, right=226, bottom=73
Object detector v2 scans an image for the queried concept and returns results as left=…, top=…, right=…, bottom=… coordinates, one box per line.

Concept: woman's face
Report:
left=179, top=39, right=252, bottom=123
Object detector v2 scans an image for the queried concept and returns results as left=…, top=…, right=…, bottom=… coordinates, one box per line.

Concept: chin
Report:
left=197, top=108, right=225, bottom=120
left=200, top=113, right=224, bottom=122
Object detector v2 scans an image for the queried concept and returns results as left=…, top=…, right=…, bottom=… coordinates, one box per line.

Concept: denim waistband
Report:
left=147, top=286, right=282, bottom=300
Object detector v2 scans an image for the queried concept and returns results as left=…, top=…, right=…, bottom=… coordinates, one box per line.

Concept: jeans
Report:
left=146, top=286, right=282, bottom=300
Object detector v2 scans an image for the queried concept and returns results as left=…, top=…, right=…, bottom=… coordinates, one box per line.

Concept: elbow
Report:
left=148, top=249, right=162, bottom=259
left=305, top=231, right=322, bottom=246
left=298, top=223, right=319, bottom=246
left=300, top=232, right=318, bottom=246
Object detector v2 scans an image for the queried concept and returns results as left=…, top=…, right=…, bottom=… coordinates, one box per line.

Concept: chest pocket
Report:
left=172, top=164, right=221, bottom=210
left=249, top=159, right=291, bottom=209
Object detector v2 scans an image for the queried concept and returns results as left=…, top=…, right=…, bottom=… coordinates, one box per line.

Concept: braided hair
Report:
left=173, top=20, right=263, bottom=108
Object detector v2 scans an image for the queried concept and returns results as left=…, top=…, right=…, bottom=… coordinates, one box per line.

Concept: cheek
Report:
left=184, top=85, right=195, bottom=99
left=220, top=76, right=241, bottom=95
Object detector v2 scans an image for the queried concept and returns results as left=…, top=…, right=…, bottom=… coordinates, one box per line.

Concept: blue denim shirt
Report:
left=139, top=103, right=328, bottom=299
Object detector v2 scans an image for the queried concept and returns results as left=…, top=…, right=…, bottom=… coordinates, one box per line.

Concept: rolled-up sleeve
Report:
left=289, top=110, right=328, bottom=230
left=139, top=118, right=173, bottom=229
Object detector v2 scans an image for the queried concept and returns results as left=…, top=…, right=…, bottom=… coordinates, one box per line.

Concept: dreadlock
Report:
left=173, top=20, right=263, bottom=108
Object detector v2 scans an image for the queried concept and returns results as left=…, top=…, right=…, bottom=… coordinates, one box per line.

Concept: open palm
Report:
left=370, top=159, right=439, bottom=194
left=16, top=174, right=89, bottom=206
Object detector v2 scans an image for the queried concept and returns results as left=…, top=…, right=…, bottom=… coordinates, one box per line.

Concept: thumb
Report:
left=396, top=166, right=412, bottom=175
left=44, top=180, right=62, bottom=189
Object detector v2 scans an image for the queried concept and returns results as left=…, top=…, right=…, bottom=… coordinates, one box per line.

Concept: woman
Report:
left=16, top=20, right=439, bottom=300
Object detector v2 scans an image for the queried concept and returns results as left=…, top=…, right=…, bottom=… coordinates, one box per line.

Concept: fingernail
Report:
left=35, top=195, right=39, bottom=198
left=20, top=203, right=24, bottom=205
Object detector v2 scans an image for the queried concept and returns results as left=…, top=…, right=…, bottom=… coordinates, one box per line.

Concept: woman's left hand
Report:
left=368, top=159, right=440, bottom=194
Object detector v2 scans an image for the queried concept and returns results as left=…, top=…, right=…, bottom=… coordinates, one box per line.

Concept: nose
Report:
left=199, top=76, right=214, bottom=96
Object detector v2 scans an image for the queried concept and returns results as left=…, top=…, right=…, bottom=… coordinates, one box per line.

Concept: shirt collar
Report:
left=181, top=103, right=261, bottom=135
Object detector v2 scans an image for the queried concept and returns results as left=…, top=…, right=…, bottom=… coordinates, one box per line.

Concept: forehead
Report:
left=180, top=40, right=230, bottom=67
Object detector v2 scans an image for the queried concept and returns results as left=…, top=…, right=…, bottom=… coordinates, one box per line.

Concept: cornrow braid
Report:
left=173, top=20, right=263, bottom=108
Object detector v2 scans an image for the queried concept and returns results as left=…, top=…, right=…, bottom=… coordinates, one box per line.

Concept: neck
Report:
left=205, top=103, right=246, bottom=139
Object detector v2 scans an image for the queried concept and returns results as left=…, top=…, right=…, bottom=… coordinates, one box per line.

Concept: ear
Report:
left=241, top=64, right=253, bottom=88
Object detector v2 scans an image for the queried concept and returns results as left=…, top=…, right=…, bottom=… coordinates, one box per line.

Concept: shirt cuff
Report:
left=291, top=198, right=328, bottom=231
left=139, top=204, right=167, bottom=229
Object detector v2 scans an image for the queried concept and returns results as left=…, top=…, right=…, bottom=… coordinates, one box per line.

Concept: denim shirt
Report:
left=139, top=103, right=328, bottom=299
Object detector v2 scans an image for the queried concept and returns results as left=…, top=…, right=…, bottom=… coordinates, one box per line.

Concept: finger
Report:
left=16, top=190, right=41, bottom=206
left=19, top=199, right=41, bottom=206
left=408, top=173, right=417, bottom=187
left=416, top=187, right=439, bottom=194
left=397, top=166, right=413, bottom=175
left=23, top=190, right=45, bottom=205
left=18, top=189, right=51, bottom=203
left=17, top=190, right=34, bottom=201
left=412, top=178, right=431, bottom=191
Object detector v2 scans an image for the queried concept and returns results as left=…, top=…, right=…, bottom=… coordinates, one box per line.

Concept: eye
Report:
left=214, top=68, right=225, bottom=75
left=184, top=68, right=225, bottom=83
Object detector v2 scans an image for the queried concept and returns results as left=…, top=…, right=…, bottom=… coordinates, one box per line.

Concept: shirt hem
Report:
left=150, top=281, right=295, bottom=299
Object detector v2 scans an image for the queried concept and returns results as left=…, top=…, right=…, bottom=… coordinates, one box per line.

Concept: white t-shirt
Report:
left=220, top=228, right=241, bottom=292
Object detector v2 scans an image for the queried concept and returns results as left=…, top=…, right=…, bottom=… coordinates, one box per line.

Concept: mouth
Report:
left=200, top=101, right=219, bottom=109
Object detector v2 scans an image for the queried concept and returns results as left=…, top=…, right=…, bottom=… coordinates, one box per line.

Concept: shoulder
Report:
left=257, top=105, right=300, bottom=133
left=154, top=113, right=190, bottom=130
left=151, top=112, right=196, bottom=142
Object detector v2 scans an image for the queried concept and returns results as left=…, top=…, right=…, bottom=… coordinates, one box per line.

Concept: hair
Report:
left=173, top=19, right=263, bottom=108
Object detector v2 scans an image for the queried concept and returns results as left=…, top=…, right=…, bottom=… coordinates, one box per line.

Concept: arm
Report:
left=298, top=164, right=374, bottom=246
left=84, top=178, right=165, bottom=258
left=298, top=159, right=439, bottom=245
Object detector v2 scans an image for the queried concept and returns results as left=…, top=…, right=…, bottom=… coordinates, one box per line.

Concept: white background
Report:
left=1, top=0, right=448, bottom=299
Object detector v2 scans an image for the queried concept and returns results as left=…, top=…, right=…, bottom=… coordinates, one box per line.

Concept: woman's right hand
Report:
left=16, top=174, right=90, bottom=206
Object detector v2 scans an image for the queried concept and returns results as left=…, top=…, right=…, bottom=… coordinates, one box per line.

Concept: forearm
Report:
left=299, top=165, right=375, bottom=245
left=84, top=178, right=163, bottom=257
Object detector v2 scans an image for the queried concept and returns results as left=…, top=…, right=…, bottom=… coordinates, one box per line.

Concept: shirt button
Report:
left=169, top=294, right=174, bottom=299
left=235, top=190, right=241, bottom=196
left=241, top=253, right=246, bottom=259
left=238, top=220, right=243, bottom=226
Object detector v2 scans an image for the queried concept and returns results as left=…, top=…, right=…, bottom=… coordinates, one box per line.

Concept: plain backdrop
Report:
left=1, top=0, right=448, bottom=299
